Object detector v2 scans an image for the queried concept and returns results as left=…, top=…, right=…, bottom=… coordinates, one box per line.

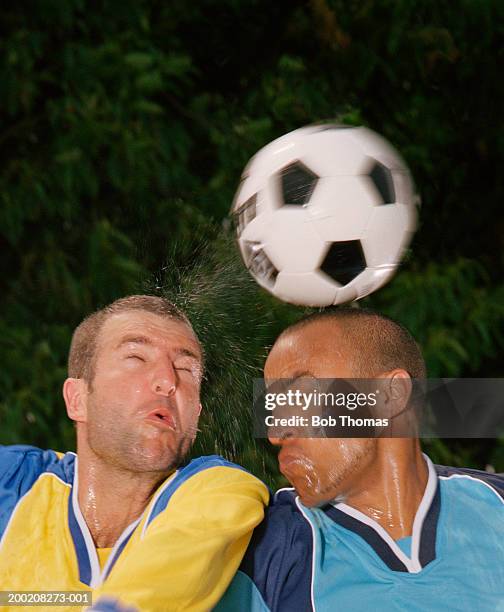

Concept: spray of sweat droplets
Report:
left=142, top=231, right=290, bottom=487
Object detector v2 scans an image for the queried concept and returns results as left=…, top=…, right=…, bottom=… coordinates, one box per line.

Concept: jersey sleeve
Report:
left=90, top=463, right=269, bottom=612
left=0, top=445, right=61, bottom=538
left=215, top=490, right=314, bottom=612
left=435, top=463, right=504, bottom=500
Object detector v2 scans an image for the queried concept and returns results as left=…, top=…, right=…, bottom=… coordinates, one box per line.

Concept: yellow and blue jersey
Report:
left=217, top=455, right=504, bottom=611
left=0, top=445, right=269, bottom=611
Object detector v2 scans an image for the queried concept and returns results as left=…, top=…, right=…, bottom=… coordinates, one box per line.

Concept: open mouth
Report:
left=145, top=409, right=176, bottom=431
left=278, top=446, right=307, bottom=474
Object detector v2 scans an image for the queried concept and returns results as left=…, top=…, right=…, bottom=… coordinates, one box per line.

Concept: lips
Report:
left=278, top=449, right=302, bottom=472
left=145, top=407, right=176, bottom=431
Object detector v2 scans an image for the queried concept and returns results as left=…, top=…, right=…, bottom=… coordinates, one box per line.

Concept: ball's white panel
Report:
left=332, top=283, right=360, bottom=305
left=291, top=129, right=369, bottom=177
left=244, top=127, right=320, bottom=178
left=238, top=210, right=274, bottom=242
left=274, top=270, right=338, bottom=306
left=244, top=126, right=368, bottom=178
left=361, top=204, right=415, bottom=267
left=262, top=208, right=327, bottom=272
left=262, top=174, right=285, bottom=212
left=392, top=169, right=417, bottom=211
left=352, top=266, right=397, bottom=299
left=349, top=127, right=406, bottom=171
left=232, top=173, right=263, bottom=212
left=308, top=176, right=377, bottom=241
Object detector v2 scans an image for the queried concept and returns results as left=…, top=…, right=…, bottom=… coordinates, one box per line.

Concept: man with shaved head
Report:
left=218, top=307, right=504, bottom=612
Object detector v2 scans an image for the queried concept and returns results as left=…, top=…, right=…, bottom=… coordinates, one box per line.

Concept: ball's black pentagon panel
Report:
left=279, top=161, right=319, bottom=206
left=368, top=159, right=396, bottom=205
left=320, top=240, right=366, bottom=285
left=243, top=240, right=278, bottom=288
left=233, top=194, right=257, bottom=237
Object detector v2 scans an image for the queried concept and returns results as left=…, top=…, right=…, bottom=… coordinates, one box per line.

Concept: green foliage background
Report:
left=1, top=0, right=503, bottom=485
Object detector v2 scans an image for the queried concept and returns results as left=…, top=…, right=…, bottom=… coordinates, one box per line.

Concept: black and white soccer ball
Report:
left=231, top=124, right=418, bottom=307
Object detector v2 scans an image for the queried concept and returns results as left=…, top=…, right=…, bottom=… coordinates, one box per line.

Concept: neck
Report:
left=343, top=440, right=429, bottom=540
left=76, top=444, right=171, bottom=548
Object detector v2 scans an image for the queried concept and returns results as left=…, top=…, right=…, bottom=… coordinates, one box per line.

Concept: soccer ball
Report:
left=231, top=124, right=418, bottom=307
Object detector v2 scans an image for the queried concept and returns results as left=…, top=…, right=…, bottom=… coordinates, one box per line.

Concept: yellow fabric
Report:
left=0, top=464, right=268, bottom=612
left=94, top=466, right=269, bottom=611
left=97, top=548, right=112, bottom=570
left=0, top=474, right=91, bottom=606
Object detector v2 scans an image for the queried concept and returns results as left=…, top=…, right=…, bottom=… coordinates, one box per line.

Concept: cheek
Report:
left=109, top=373, right=149, bottom=400
left=176, top=386, right=201, bottom=423
left=89, top=374, right=147, bottom=414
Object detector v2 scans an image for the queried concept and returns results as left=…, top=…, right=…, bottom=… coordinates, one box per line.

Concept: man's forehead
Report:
left=99, top=310, right=201, bottom=354
left=266, top=319, right=347, bottom=372
left=278, top=319, right=345, bottom=352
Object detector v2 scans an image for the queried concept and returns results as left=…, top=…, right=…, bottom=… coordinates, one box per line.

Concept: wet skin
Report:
left=63, top=310, right=203, bottom=546
left=265, top=319, right=428, bottom=540
left=82, top=311, right=202, bottom=472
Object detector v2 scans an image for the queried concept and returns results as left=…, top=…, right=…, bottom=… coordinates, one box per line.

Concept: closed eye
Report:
left=174, top=362, right=202, bottom=380
left=126, top=354, right=146, bottom=362
left=175, top=365, right=195, bottom=374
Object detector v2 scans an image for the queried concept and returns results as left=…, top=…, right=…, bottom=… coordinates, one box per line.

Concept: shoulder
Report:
left=144, top=455, right=269, bottom=529
left=0, top=444, right=65, bottom=486
left=0, top=445, right=71, bottom=539
left=222, top=488, right=314, bottom=612
left=242, top=488, right=313, bottom=575
left=173, top=454, right=269, bottom=496
left=435, top=464, right=504, bottom=502
left=177, top=454, right=255, bottom=480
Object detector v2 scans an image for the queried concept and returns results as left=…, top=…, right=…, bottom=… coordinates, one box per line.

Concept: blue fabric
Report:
left=217, top=571, right=270, bottom=612
left=0, top=445, right=61, bottom=538
left=396, top=536, right=412, bottom=557
left=67, top=487, right=92, bottom=586
left=88, top=596, right=138, bottom=611
left=218, top=465, right=504, bottom=612
left=216, top=489, right=314, bottom=612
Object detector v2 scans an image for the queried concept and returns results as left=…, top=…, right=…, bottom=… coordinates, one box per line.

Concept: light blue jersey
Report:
left=217, top=455, right=504, bottom=611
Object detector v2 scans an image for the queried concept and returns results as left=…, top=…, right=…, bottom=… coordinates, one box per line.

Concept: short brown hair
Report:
left=281, top=307, right=426, bottom=379
left=68, top=295, right=199, bottom=381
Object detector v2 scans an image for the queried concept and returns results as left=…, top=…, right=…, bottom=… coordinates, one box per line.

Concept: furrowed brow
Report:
left=116, top=335, right=154, bottom=349
left=174, top=347, right=201, bottom=362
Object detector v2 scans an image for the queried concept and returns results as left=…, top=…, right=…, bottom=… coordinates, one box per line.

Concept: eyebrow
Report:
left=116, top=336, right=201, bottom=362
left=173, top=347, right=201, bottom=362
left=116, top=335, right=154, bottom=349
left=287, top=370, right=313, bottom=382
left=266, top=370, right=313, bottom=390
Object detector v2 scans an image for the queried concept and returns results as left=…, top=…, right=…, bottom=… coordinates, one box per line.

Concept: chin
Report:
left=296, top=491, right=326, bottom=508
left=138, top=457, right=179, bottom=474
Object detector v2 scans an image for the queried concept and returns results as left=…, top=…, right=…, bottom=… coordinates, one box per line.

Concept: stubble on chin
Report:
left=86, top=419, right=196, bottom=474
left=294, top=439, right=377, bottom=506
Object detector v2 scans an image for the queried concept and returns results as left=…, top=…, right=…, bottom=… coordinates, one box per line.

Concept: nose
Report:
left=152, top=361, right=177, bottom=397
left=267, top=430, right=293, bottom=447
left=268, top=434, right=282, bottom=446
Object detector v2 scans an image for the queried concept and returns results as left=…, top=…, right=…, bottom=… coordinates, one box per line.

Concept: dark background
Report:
left=1, top=0, right=503, bottom=486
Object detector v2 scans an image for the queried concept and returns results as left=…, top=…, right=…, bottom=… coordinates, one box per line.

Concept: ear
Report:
left=63, top=378, right=89, bottom=424
left=382, top=369, right=412, bottom=416
left=197, top=402, right=202, bottom=417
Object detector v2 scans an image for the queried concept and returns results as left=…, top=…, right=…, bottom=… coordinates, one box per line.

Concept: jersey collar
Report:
left=324, top=454, right=440, bottom=573
left=67, top=456, right=143, bottom=587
